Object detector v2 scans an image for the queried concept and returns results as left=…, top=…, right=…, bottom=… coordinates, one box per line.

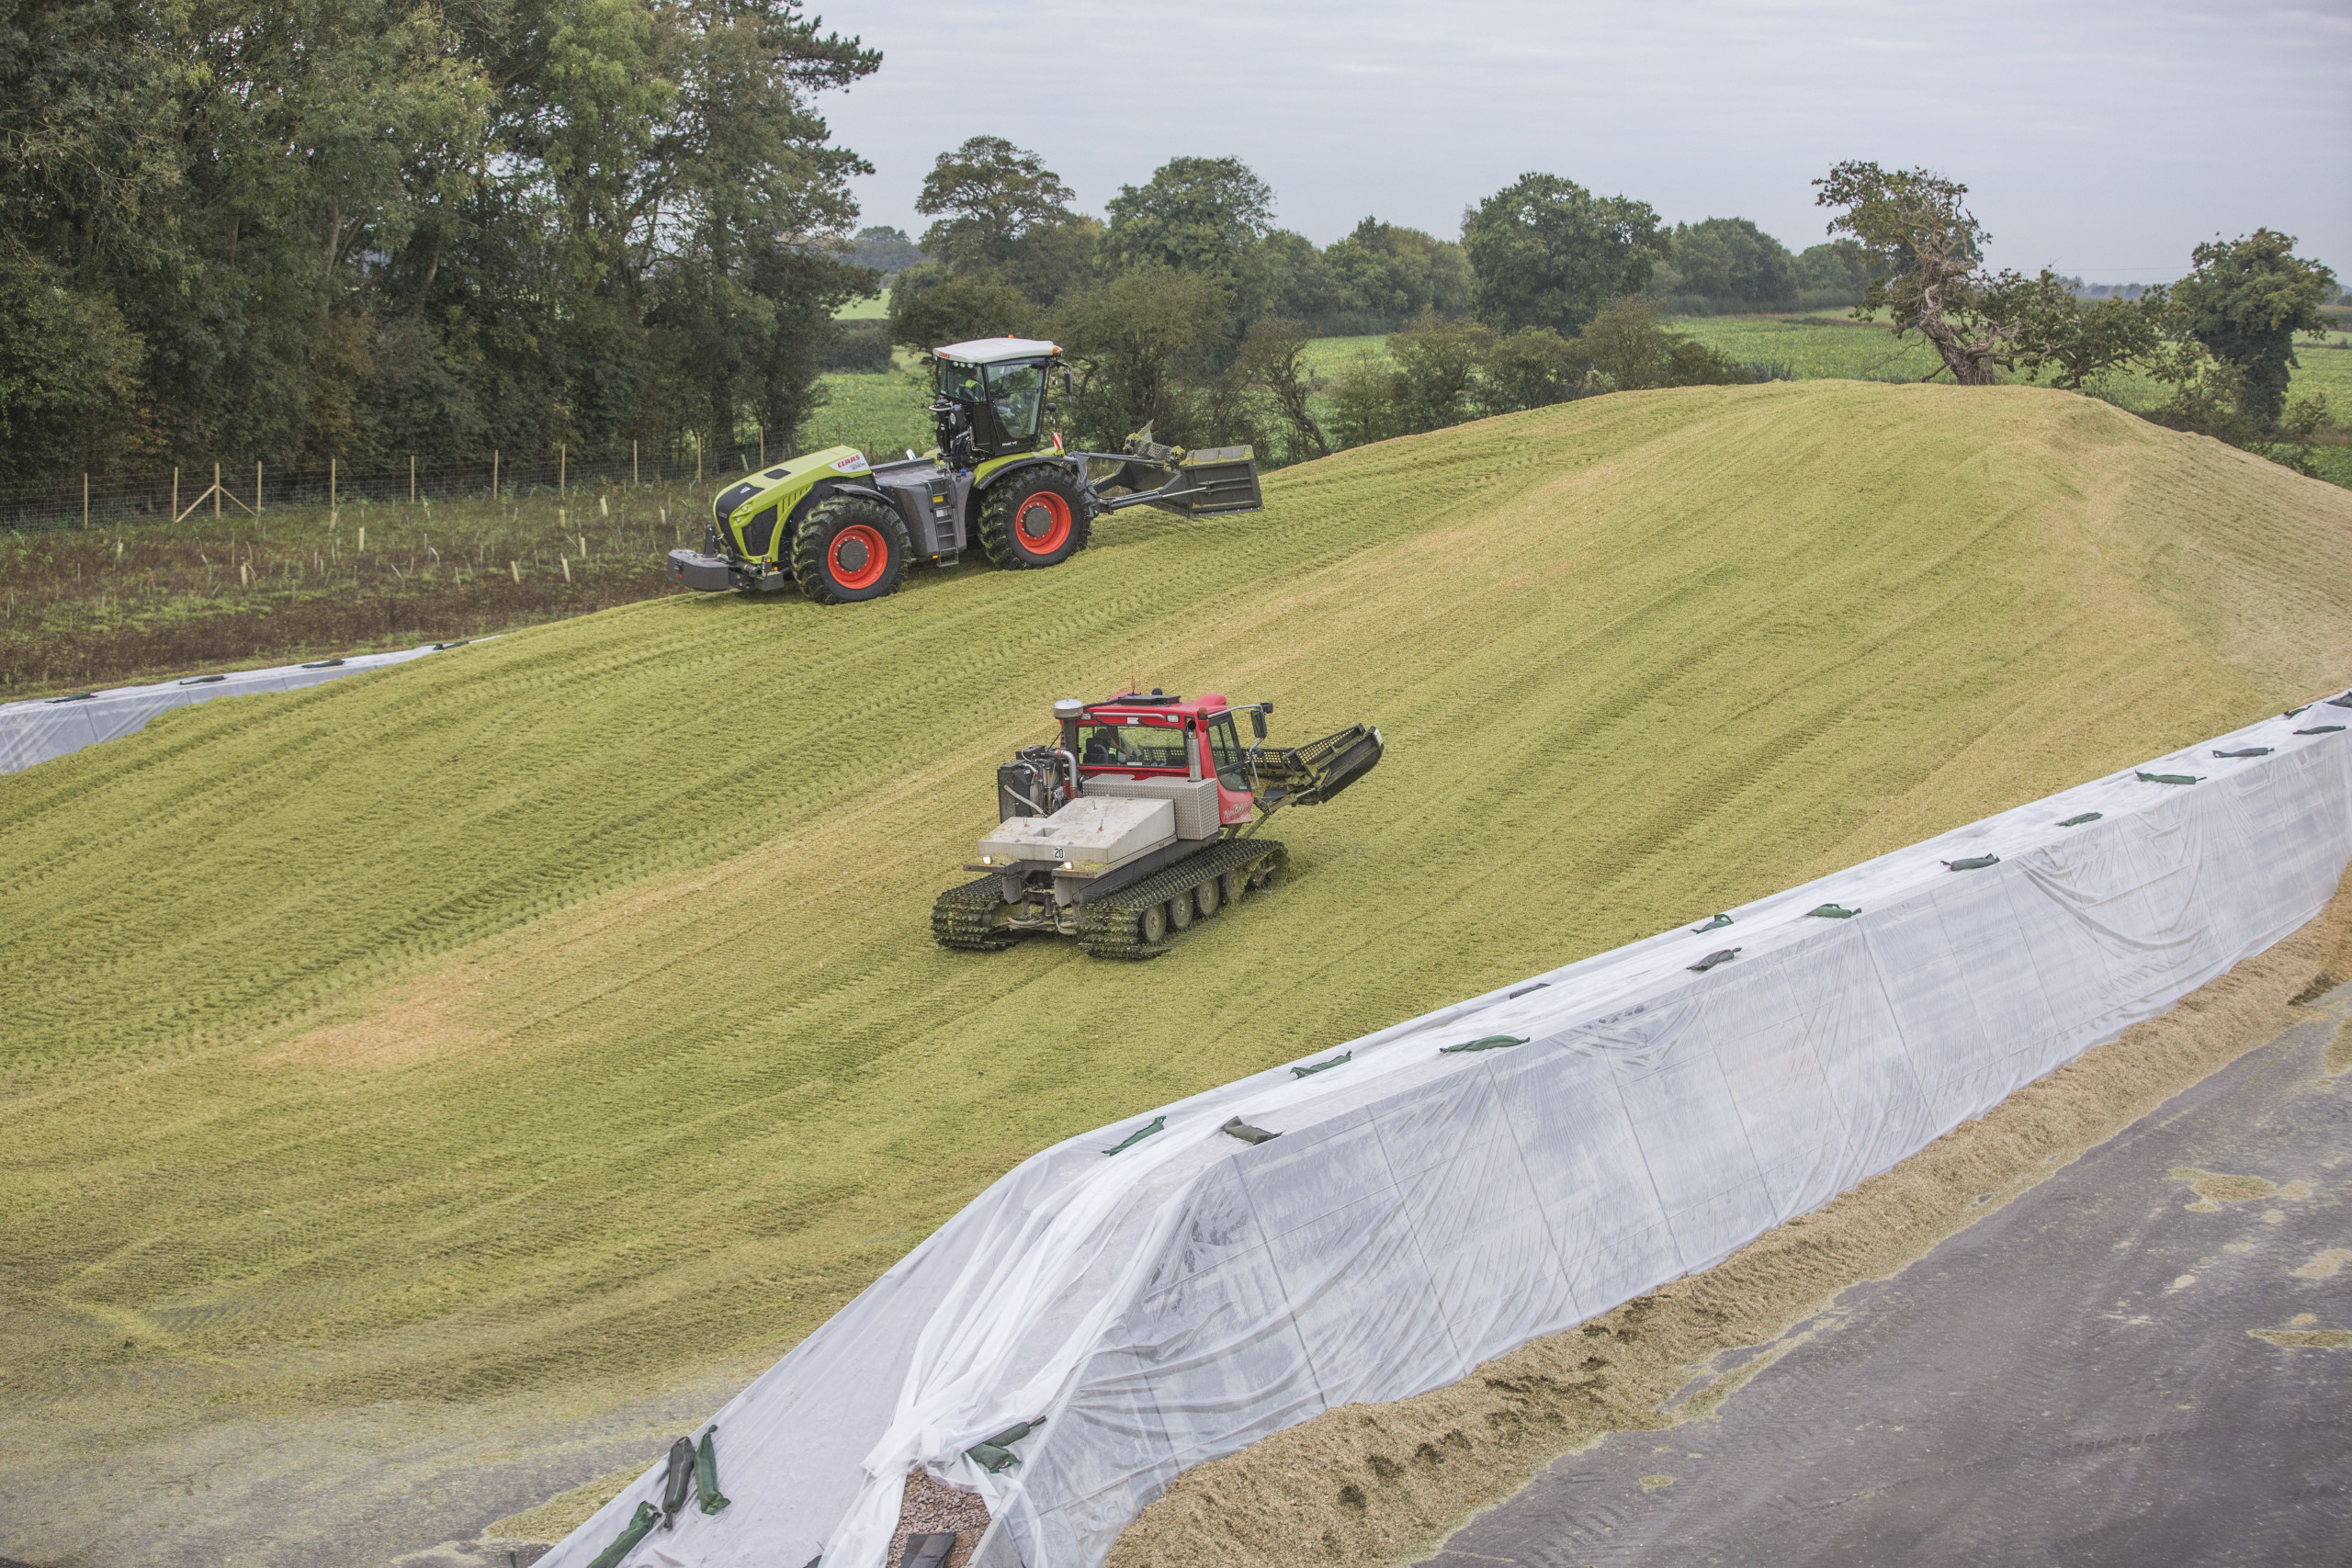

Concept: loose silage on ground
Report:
left=6, top=382, right=2352, bottom=1568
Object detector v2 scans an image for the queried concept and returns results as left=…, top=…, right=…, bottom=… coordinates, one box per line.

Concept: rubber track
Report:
left=932, top=874, right=1019, bottom=951
left=1076, top=839, right=1288, bottom=960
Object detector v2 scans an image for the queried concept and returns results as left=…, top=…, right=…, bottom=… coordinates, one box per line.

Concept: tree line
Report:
left=0, top=0, right=881, bottom=489
left=876, top=142, right=1814, bottom=464
left=2, top=0, right=2337, bottom=496
left=877, top=141, right=2338, bottom=471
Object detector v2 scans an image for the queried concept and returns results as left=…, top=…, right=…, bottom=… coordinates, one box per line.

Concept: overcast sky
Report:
left=818, top=0, right=2350, bottom=285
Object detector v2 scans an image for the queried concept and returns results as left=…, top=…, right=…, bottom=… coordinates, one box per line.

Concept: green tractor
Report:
left=666, top=337, right=1263, bottom=603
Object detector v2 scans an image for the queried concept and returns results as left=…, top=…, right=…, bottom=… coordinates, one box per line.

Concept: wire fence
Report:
left=0, top=439, right=789, bottom=534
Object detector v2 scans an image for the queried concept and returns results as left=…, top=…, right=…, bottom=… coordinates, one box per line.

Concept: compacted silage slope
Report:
left=6, top=381, right=2352, bottom=1565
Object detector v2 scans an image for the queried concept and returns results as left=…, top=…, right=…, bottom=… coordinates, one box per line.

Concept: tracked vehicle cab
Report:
left=931, top=337, right=1065, bottom=469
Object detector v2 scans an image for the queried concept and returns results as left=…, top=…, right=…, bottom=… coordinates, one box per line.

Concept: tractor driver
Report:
left=1082, top=726, right=1125, bottom=765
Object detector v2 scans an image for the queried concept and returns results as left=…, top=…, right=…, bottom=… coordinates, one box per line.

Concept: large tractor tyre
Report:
left=978, top=468, right=1091, bottom=570
left=792, top=494, right=910, bottom=604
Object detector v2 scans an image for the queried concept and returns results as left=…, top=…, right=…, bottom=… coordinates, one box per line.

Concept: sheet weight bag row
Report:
left=0, top=641, right=469, bottom=773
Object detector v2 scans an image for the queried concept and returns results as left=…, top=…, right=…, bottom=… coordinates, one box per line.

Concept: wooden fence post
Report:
left=633, top=439, right=639, bottom=487
left=560, top=443, right=566, bottom=497
left=409, top=454, right=416, bottom=504
left=82, top=473, right=88, bottom=529
left=758, top=425, right=764, bottom=466
left=213, top=462, right=221, bottom=520
left=255, top=460, right=263, bottom=514
left=492, top=448, right=499, bottom=501
left=330, top=457, right=337, bottom=513
left=172, top=467, right=179, bottom=520
left=695, top=433, right=702, bottom=484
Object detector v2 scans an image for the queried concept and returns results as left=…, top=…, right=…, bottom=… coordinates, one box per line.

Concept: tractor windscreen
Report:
left=983, top=362, right=1046, bottom=442
left=1077, top=720, right=1191, bottom=772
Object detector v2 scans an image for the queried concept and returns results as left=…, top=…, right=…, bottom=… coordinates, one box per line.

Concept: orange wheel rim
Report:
left=1013, top=492, right=1072, bottom=555
left=829, top=524, right=888, bottom=589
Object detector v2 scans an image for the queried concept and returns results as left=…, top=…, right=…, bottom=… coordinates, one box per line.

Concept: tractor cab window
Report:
left=938, top=361, right=987, bottom=406
left=1205, top=714, right=1250, bottom=790
left=983, top=362, right=1046, bottom=444
left=1078, top=720, right=1190, bottom=772
left=937, top=358, right=1042, bottom=456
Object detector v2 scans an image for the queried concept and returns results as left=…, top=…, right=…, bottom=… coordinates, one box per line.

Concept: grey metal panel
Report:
left=1084, top=776, right=1219, bottom=840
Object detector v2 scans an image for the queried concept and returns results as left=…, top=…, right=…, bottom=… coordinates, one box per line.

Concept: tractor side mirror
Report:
left=1250, top=709, right=1267, bottom=740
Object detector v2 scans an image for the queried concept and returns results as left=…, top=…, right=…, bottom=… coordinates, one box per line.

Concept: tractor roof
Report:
left=933, top=336, right=1062, bottom=366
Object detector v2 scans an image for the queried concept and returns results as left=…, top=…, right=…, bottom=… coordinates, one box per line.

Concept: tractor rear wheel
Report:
left=793, top=494, right=910, bottom=604
left=978, top=468, right=1091, bottom=570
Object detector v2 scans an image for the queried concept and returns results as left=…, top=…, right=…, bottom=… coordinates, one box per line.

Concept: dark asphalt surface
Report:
left=1421, top=998, right=2352, bottom=1568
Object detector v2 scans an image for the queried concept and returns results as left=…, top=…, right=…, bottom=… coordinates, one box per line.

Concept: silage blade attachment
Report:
left=1084, top=433, right=1264, bottom=518
left=1252, top=724, right=1384, bottom=808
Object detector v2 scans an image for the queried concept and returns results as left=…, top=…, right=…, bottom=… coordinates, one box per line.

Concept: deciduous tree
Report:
left=1462, top=173, right=1668, bottom=336
left=2168, top=230, right=2337, bottom=429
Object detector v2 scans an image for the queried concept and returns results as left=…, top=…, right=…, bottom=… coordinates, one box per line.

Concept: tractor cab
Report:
left=932, top=337, right=1064, bottom=468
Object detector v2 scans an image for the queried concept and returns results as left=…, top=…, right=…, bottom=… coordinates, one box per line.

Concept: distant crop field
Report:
left=1668, top=313, right=2352, bottom=422
left=833, top=290, right=890, bottom=320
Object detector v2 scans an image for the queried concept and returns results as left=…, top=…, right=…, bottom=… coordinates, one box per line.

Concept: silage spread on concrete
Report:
left=6, top=383, right=2352, bottom=1567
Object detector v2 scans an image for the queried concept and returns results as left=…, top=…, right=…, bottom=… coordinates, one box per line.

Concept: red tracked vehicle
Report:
left=931, top=689, right=1382, bottom=959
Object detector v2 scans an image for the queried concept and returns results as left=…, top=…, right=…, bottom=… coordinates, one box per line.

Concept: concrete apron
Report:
left=1421, top=986, right=2352, bottom=1568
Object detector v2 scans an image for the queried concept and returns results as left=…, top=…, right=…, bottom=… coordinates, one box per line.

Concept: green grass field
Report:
left=9, top=383, right=2352, bottom=1566
left=1669, top=312, right=2352, bottom=420
left=806, top=320, right=2350, bottom=479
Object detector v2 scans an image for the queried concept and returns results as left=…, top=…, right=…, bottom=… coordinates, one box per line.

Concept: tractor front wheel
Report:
left=792, top=494, right=910, bottom=604
left=978, top=468, right=1091, bottom=570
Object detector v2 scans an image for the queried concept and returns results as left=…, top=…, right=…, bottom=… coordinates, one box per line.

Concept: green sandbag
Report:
left=1102, top=1116, right=1164, bottom=1156
left=661, top=1436, right=695, bottom=1525
left=697, top=1427, right=730, bottom=1515
left=1221, top=1116, right=1279, bottom=1144
left=2058, top=811, right=2102, bottom=827
left=1942, top=854, right=2000, bottom=871
left=2297, top=726, right=2346, bottom=736
left=1690, top=913, right=1733, bottom=933
left=1291, top=1051, right=1350, bottom=1077
left=1807, top=904, right=1860, bottom=919
left=2135, top=771, right=2201, bottom=785
left=1687, top=948, right=1739, bottom=973
left=1439, top=1034, right=1527, bottom=1054
left=2211, top=747, right=2272, bottom=759
left=584, top=1502, right=661, bottom=1568
left=967, top=1418, right=1044, bottom=1472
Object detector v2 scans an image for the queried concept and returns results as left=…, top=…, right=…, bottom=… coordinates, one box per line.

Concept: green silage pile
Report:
left=6, top=380, right=2352, bottom=1564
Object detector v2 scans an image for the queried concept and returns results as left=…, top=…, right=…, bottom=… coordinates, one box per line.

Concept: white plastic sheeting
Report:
left=539, top=698, right=2352, bottom=1568
left=0, top=642, right=458, bottom=774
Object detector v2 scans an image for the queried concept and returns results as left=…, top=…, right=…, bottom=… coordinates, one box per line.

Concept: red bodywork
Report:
left=1063, top=693, right=1256, bottom=829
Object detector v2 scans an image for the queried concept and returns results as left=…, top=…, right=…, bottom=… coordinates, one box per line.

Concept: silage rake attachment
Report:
left=1250, top=723, right=1385, bottom=814
left=1078, top=430, right=1263, bottom=519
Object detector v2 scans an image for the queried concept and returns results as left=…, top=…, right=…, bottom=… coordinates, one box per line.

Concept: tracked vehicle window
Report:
left=1206, top=715, right=1250, bottom=789
left=984, top=363, right=1045, bottom=442
left=1078, top=722, right=1190, bottom=771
